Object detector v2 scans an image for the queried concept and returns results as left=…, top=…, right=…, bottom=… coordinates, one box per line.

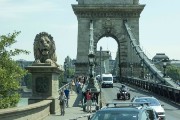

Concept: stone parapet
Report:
left=0, top=100, right=52, bottom=120
left=26, top=64, right=62, bottom=114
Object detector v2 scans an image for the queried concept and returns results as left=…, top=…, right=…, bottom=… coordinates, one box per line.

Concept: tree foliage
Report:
left=24, top=73, right=32, bottom=89
left=67, top=68, right=75, bottom=78
left=0, top=31, right=29, bottom=109
left=166, top=65, right=180, bottom=81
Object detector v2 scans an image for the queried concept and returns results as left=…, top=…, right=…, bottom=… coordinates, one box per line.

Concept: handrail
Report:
left=58, top=82, right=70, bottom=93
left=122, top=76, right=180, bottom=104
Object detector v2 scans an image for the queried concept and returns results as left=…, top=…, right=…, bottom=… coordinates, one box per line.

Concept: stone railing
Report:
left=0, top=100, right=52, bottom=120
left=122, top=77, right=180, bottom=104
left=59, top=82, right=70, bottom=92
left=0, top=82, right=71, bottom=120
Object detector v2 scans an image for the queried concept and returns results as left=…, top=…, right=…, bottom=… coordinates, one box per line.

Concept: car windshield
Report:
left=90, top=110, right=138, bottom=120
left=134, top=98, right=161, bottom=106
left=102, top=77, right=112, bottom=81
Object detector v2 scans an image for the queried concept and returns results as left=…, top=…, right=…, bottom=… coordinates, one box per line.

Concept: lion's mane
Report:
left=33, top=32, right=58, bottom=66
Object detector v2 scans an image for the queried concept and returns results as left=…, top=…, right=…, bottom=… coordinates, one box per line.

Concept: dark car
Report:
left=88, top=102, right=159, bottom=120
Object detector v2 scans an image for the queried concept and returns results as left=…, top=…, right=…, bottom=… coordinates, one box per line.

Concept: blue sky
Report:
left=0, top=0, right=180, bottom=65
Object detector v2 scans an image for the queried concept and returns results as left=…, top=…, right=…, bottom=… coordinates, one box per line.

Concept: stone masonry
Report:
left=72, top=0, right=145, bottom=77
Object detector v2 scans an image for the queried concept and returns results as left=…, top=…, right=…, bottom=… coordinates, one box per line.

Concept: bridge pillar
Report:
left=72, top=0, right=145, bottom=76
left=26, top=64, right=63, bottom=114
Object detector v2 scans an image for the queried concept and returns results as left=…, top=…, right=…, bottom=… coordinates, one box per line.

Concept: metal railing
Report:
left=122, top=76, right=180, bottom=104
left=123, top=20, right=177, bottom=87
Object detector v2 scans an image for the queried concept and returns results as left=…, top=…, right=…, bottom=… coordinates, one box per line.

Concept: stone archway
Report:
left=72, top=0, right=145, bottom=76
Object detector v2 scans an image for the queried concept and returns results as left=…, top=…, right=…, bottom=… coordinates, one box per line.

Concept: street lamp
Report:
left=99, top=46, right=102, bottom=108
left=64, top=62, right=67, bottom=82
left=88, top=53, right=95, bottom=78
left=141, top=61, right=144, bottom=79
left=88, top=52, right=101, bottom=108
left=130, top=63, right=133, bottom=77
left=162, top=59, right=168, bottom=77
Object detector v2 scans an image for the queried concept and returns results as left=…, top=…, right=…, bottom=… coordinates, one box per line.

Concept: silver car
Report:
left=131, top=96, right=165, bottom=120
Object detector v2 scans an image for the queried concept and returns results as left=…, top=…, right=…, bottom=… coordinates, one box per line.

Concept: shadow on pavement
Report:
left=73, top=92, right=83, bottom=107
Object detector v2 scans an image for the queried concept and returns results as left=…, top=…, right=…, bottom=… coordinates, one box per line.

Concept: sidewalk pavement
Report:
left=44, top=91, right=90, bottom=120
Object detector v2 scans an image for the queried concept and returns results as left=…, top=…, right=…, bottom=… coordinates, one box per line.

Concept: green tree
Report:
left=58, top=71, right=65, bottom=88
left=67, top=68, right=75, bottom=78
left=0, top=31, right=29, bottom=109
left=24, top=73, right=32, bottom=89
left=166, top=65, right=180, bottom=81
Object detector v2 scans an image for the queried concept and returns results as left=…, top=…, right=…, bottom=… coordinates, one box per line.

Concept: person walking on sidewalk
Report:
left=64, top=88, right=70, bottom=107
left=71, top=79, right=75, bottom=93
left=86, top=89, right=92, bottom=113
left=59, top=91, right=67, bottom=116
left=76, top=80, right=81, bottom=94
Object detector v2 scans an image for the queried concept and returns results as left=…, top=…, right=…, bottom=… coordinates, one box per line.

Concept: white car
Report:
left=131, top=96, right=165, bottom=120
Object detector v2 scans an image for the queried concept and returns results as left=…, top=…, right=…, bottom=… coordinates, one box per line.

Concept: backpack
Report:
left=60, top=100, right=64, bottom=105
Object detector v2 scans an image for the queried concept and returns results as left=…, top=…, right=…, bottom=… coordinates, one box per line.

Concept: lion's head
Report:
left=33, top=32, right=58, bottom=66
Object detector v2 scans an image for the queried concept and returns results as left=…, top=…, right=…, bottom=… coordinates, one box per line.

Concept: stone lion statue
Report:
left=33, top=32, right=59, bottom=67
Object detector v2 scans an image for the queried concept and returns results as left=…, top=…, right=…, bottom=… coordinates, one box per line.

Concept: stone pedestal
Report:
left=26, top=63, right=63, bottom=114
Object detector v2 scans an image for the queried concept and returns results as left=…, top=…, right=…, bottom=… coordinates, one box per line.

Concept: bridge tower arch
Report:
left=72, top=0, right=145, bottom=76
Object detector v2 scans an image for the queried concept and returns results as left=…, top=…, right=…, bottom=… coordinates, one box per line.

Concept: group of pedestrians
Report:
left=70, top=76, right=87, bottom=94
left=59, top=75, right=88, bottom=116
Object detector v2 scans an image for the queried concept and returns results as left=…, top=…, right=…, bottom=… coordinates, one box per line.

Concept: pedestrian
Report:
left=58, top=91, right=67, bottom=116
left=64, top=88, right=70, bottom=107
left=83, top=76, right=87, bottom=84
left=86, top=89, right=92, bottom=113
left=71, top=79, right=75, bottom=93
left=91, top=93, right=96, bottom=103
left=76, top=80, right=81, bottom=94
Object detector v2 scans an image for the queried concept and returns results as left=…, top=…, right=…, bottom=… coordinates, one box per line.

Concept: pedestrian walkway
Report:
left=45, top=91, right=90, bottom=120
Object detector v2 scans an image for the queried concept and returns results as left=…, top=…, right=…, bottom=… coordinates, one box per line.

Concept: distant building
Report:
left=152, top=53, right=180, bottom=68
left=109, top=59, right=115, bottom=73
left=64, top=56, right=76, bottom=78
left=64, top=56, right=75, bottom=69
left=95, top=50, right=111, bottom=74
left=152, top=53, right=169, bottom=63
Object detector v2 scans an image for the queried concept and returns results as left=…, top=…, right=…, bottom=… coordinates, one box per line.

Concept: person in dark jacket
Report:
left=64, top=88, right=70, bottom=107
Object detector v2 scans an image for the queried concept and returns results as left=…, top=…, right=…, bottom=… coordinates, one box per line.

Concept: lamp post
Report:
left=118, top=44, right=121, bottom=82
left=99, top=46, right=102, bottom=108
left=88, top=53, right=95, bottom=78
left=163, top=63, right=166, bottom=77
left=130, top=63, right=133, bottom=77
left=64, top=62, right=67, bottom=82
left=141, top=61, right=144, bottom=79
left=100, top=46, right=102, bottom=81
left=162, top=59, right=168, bottom=77
left=87, top=53, right=96, bottom=90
